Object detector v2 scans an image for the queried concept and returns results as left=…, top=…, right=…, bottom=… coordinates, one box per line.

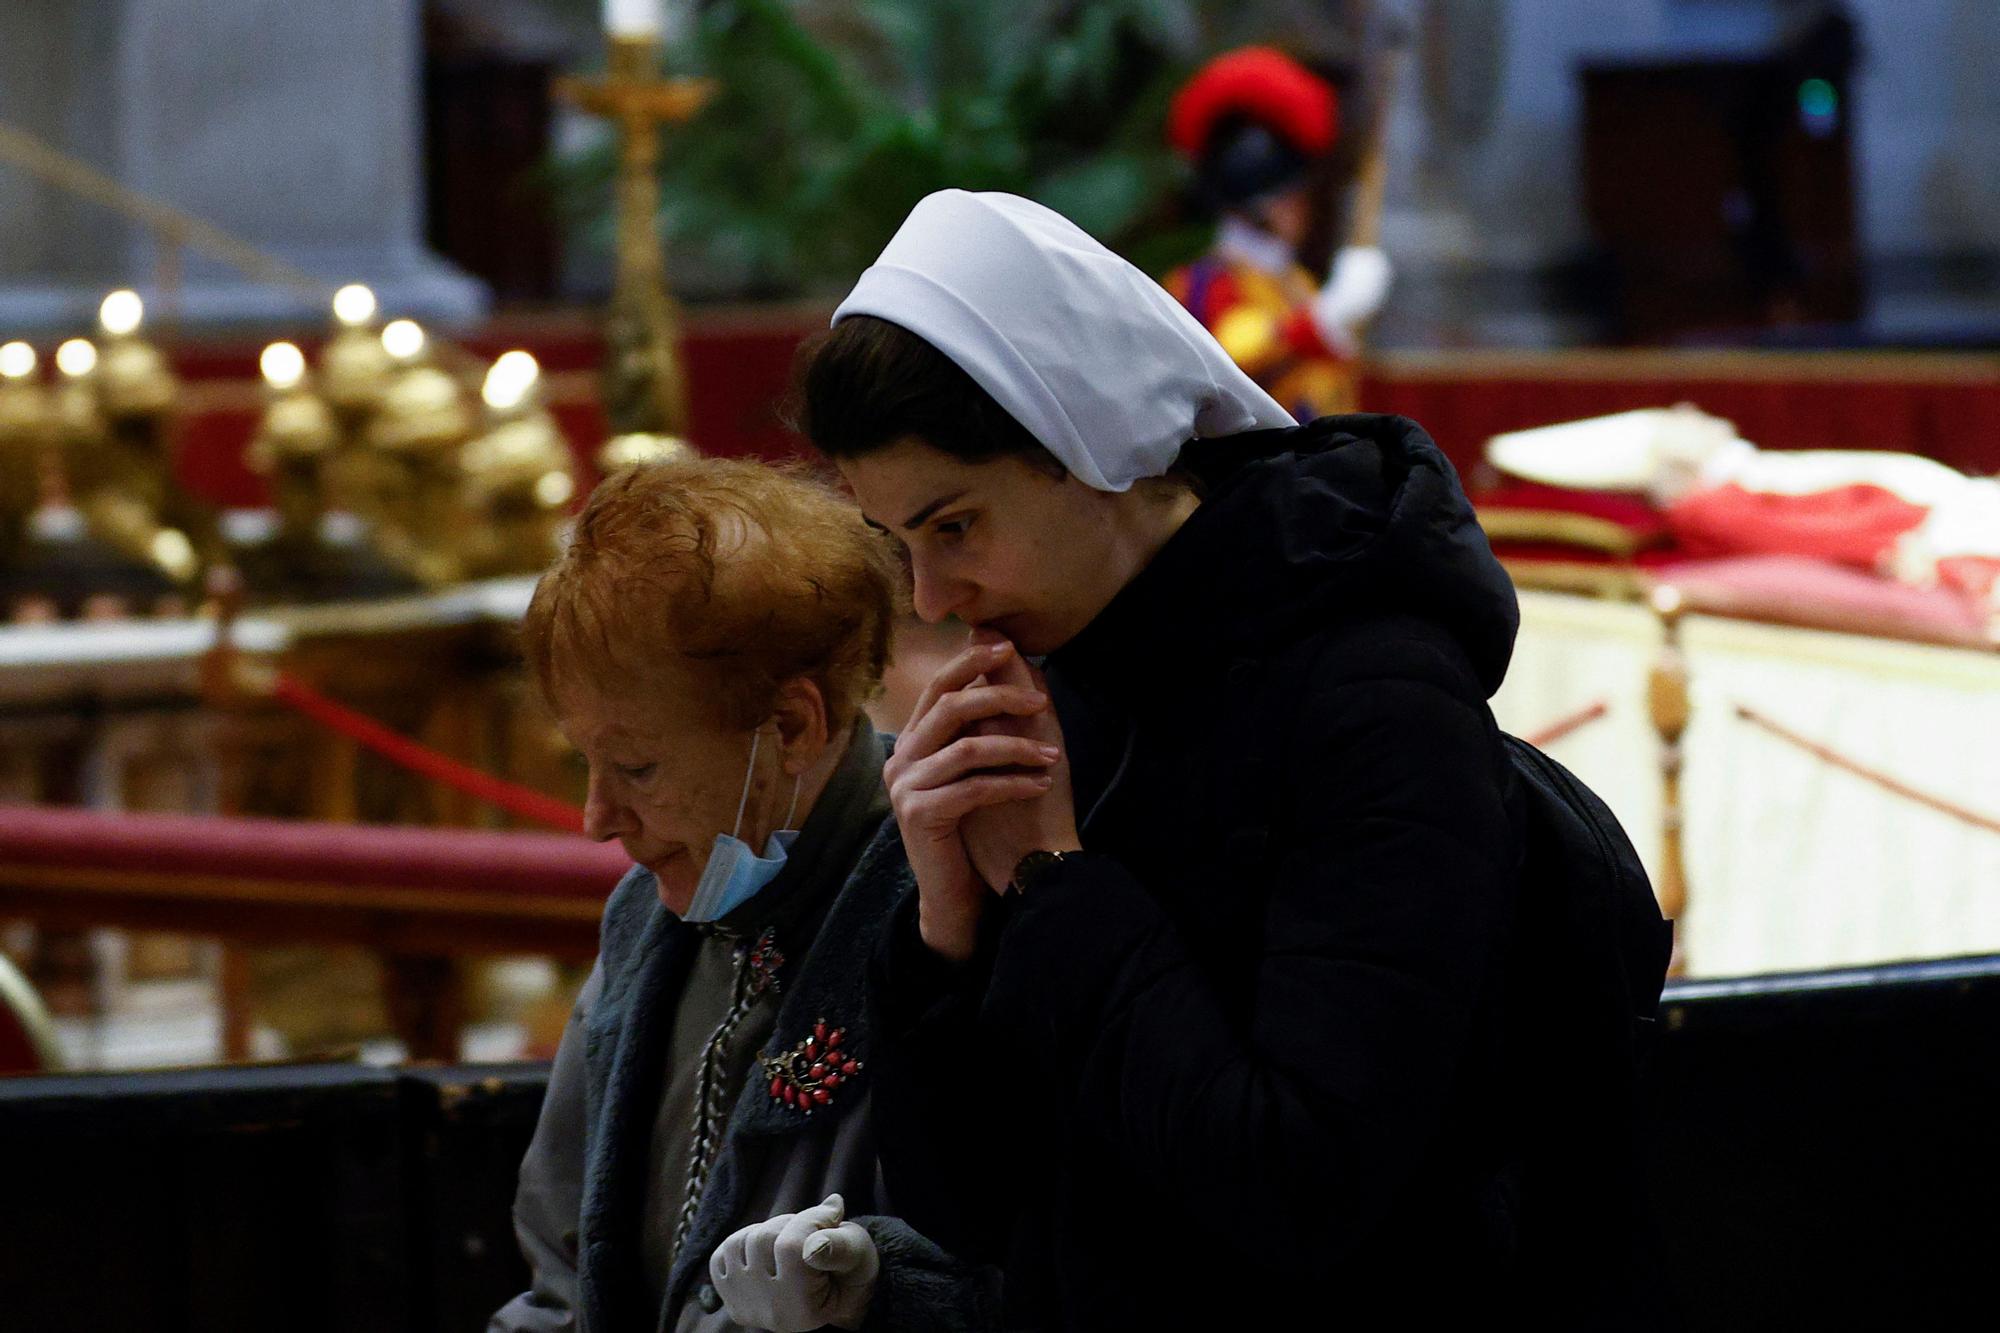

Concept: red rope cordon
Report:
left=1525, top=700, right=1609, bottom=749
left=268, top=673, right=585, bottom=834
left=1734, top=703, right=2000, bottom=838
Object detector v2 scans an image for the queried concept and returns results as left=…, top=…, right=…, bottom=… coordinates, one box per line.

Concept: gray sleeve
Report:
left=851, top=1214, right=1002, bottom=1333
left=490, top=962, right=603, bottom=1333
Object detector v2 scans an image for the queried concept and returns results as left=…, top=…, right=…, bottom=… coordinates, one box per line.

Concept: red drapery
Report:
left=165, top=320, right=2000, bottom=509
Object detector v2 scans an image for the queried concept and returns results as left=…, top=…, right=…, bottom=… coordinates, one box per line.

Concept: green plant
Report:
left=559, top=0, right=1223, bottom=299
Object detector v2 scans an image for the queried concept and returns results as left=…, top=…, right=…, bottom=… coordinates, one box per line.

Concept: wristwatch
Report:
left=1009, top=849, right=1079, bottom=896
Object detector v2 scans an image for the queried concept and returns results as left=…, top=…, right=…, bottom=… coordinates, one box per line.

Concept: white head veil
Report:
left=832, top=190, right=1295, bottom=493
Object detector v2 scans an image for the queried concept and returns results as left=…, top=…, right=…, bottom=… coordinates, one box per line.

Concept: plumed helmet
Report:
left=1169, top=47, right=1340, bottom=209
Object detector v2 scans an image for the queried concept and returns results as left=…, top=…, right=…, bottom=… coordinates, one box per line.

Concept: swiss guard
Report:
left=1164, top=46, right=1392, bottom=418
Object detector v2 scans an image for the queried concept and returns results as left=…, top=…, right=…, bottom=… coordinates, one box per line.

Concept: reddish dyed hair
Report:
left=521, top=457, right=899, bottom=731
left=1168, top=46, right=1340, bottom=160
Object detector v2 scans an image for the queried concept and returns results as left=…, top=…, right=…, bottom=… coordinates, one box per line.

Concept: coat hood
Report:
left=1055, top=413, right=1519, bottom=698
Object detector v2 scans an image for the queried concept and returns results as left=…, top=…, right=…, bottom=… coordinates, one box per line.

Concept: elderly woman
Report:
left=490, top=458, right=1000, bottom=1333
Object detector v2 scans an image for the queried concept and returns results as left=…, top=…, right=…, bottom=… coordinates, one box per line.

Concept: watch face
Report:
left=1012, top=850, right=1063, bottom=892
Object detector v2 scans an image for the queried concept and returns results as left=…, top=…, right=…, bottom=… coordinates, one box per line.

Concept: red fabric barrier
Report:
left=268, top=674, right=586, bottom=834
left=0, top=803, right=630, bottom=900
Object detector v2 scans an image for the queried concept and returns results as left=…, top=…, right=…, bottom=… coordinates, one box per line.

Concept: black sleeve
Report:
left=865, top=889, right=1027, bottom=1264
left=853, top=1214, right=1002, bottom=1333
left=979, top=667, right=1517, bottom=1268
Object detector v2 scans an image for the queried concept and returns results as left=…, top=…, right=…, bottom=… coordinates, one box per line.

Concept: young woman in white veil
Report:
left=797, top=190, right=1671, bottom=1331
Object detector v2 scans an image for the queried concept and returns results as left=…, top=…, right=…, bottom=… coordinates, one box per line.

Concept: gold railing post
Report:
left=1648, top=584, right=1690, bottom=975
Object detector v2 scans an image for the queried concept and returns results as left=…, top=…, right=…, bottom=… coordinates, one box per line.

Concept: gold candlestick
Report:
left=558, top=34, right=716, bottom=447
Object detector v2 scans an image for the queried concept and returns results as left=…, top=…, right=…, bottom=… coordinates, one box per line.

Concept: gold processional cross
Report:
left=556, top=34, right=716, bottom=451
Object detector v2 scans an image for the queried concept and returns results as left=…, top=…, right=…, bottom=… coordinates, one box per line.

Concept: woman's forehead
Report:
left=554, top=673, right=707, bottom=747
left=840, top=440, right=1009, bottom=522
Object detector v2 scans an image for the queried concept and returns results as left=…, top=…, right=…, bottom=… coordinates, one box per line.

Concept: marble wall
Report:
left=1372, top=0, right=2000, bottom=345
left=0, top=0, right=485, bottom=329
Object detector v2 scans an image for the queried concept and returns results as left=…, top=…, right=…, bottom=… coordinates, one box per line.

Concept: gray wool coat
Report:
left=490, top=807, right=997, bottom=1333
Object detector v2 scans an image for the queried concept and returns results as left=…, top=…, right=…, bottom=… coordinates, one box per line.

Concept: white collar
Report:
left=1214, top=215, right=1297, bottom=276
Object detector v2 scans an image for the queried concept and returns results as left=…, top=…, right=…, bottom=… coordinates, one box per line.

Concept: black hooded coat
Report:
left=868, top=414, right=1671, bottom=1329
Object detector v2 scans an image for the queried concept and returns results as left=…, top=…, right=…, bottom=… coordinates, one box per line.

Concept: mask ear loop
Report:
left=785, top=771, right=803, bottom=830
left=730, top=729, right=762, bottom=843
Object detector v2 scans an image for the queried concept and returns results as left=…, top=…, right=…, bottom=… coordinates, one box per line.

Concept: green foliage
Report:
left=559, top=0, right=1221, bottom=299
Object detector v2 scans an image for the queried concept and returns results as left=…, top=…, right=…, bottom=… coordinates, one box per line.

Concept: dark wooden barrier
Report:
left=3, top=955, right=1997, bottom=1329
left=398, top=1066, right=552, bottom=1333
left=1, top=1063, right=414, bottom=1332
left=1646, top=956, right=2000, bottom=1329
left=0, top=1062, right=546, bottom=1333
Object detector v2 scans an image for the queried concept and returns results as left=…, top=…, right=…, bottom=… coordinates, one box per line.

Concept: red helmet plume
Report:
left=1169, top=47, right=1341, bottom=161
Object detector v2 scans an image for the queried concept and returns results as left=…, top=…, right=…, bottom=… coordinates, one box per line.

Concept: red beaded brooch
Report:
left=761, top=1018, right=862, bottom=1114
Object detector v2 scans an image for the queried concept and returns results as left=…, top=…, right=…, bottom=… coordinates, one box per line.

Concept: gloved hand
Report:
left=708, top=1194, right=881, bottom=1332
left=1312, top=244, right=1395, bottom=353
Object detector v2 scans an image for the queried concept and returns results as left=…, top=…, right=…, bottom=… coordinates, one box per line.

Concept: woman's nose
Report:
left=581, top=772, right=630, bottom=843
left=909, top=558, right=969, bottom=624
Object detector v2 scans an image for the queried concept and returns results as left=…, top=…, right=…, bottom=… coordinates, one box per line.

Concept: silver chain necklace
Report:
left=668, top=925, right=782, bottom=1266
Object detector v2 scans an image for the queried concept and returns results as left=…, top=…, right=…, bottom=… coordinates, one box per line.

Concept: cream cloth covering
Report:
left=1492, top=591, right=2000, bottom=978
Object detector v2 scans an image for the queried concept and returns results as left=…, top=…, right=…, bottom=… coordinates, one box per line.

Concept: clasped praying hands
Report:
left=883, top=632, right=1081, bottom=962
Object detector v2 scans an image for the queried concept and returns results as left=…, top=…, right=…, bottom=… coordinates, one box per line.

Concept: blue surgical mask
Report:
left=680, top=728, right=803, bottom=923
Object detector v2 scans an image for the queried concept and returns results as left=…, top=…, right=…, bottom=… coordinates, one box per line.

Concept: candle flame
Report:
left=381, top=319, right=426, bottom=362
left=56, top=339, right=98, bottom=378
left=333, top=283, right=378, bottom=328
left=260, top=341, right=307, bottom=391
left=482, top=350, right=540, bottom=410
left=100, top=289, right=144, bottom=337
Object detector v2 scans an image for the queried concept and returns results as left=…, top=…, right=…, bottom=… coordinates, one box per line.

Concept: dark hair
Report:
left=1195, top=113, right=1312, bottom=211
left=792, top=315, right=1065, bottom=477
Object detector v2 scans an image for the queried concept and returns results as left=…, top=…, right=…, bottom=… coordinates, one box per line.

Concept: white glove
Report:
left=708, top=1193, right=881, bottom=1332
left=1312, top=244, right=1395, bottom=353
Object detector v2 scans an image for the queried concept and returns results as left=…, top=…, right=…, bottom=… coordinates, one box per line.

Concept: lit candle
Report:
left=604, top=0, right=660, bottom=37
left=482, top=351, right=540, bottom=412
left=100, top=289, right=144, bottom=338
left=332, top=283, right=378, bottom=328
left=55, top=339, right=98, bottom=378
left=381, top=319, right=426, bottom=363
left=260, top=342, right=306, bottom=391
